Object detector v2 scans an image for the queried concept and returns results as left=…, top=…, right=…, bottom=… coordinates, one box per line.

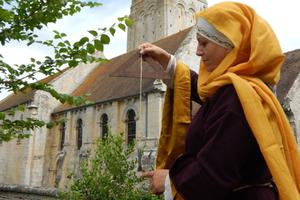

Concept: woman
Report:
left=140, top=2, right=300, bottom=200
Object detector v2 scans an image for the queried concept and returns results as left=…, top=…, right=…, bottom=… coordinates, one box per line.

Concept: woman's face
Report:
left=196, top=34, right=231, bottom=72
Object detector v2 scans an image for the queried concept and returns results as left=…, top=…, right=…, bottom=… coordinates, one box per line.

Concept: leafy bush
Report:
left=58, top=133, right=162, bottom=200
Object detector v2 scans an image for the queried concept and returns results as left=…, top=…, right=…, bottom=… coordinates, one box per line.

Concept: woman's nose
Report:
left=196, top=45, right=204, bottom=56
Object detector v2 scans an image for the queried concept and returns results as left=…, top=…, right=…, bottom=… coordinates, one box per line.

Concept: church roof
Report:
left=0, top=69, right=67, bottom=111
left=277, top=49, right=300, bottom=103
left=53, top=27, right=192, bottom=113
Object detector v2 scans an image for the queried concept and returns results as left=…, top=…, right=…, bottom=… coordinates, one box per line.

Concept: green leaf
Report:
left=46, top=121, right=55, bottom=129
left=0, top=112, right=5, bottom=120
left=125, top=18, right=134, bottom=27
left=118, top=17, right=124, bottom=22
left=87, top=43, right=95, bottom=54
left=68, top=60, right=79, bottom=67
left=79, top=37, right=89, bottom=46
left=59, top=48, right=68, bottom=53
left=109, top=27, right=116, bottom=36
left=64, top=40, right=71, bottom=46
left=62, top=10, right=68, bottom=15
left=53, top=30, right=60, bottom=35
left=27, top=40, right=34, bottom=46
left=94, top=39, right=103, bottom=51
left=80, top=49, right=88, bottom=58
left=100, top=34, right=110, bottom=44
left=60, top=33, right=67, bottom=37
left=58, top=42, right=66, bottom=47
left=17, top=105, right=25, bottom=112
left=75, top=6, right=81, bottom=12
left=118, top=23, right=126, bottom=31
left=88, top=30, right=98, bottom=37
left=73, top=42, right=80, bottom=48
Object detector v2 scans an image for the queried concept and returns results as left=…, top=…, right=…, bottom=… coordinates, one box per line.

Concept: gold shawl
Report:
left=157, top=2, right=300, bottom=200
left=156, top=62, right=190, bottom=200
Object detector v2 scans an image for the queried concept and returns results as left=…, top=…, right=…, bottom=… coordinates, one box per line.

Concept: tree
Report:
left=0, top=0, right=133, bottom=141
left=58, top=133, right=163, bottom=200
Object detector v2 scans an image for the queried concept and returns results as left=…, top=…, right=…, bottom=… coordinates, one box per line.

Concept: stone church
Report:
left=0, top=0, right=299, bottom=191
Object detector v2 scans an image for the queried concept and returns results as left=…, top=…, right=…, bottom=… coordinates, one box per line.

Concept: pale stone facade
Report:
left=127, top=0, right=207, bottom=50
left=0, top=61, right=99, bottom=187
left=43, top=86, right=166, bottom=188
left=283, top=74, right=300, bottom=142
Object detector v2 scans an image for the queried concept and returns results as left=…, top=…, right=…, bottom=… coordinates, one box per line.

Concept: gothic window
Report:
left=59, top=122, right=66, bottom=150
left=54, top=155, right=64, bottom=188
left=76, top=119, right=83, bottom=150
left=139, top=10, right=145, bottom=19
left=177, top=3, right=185, bottom=30
left=188, top=8, right=196, bottom=24
left=127, top=109, right=136, bottom=144
left=138, top=10, right=146, bottom=43
left=100, top=114, right=109, bottom=139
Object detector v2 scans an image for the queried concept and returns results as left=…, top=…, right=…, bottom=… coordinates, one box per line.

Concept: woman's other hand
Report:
left=138, top=42, right=171, bottom=70
left=141, top=169, right=169, bottom=195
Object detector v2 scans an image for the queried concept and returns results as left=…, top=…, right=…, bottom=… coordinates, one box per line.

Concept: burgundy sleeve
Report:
left=190, top=70, right=202, bottom=104
left=169, top=111, right=256, bottom=200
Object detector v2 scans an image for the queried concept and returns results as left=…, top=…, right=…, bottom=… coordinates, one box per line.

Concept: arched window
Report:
left=59, top=122, right=66, bottom=150
left=100, top=114, right=108, bottom=139
left=127, top=109, right=136, bottom=144
left=188, top=8, right=196, bottom=24
left=177, top=3, right=185, bottom=31
left=76, top=119, right=83, bottom=150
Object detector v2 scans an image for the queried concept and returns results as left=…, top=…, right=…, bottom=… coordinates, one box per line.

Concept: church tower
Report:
left=127, top=0, right=207, bottom=50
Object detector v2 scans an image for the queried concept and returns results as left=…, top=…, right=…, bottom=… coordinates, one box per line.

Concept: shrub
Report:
left=58, top=133, right=163, bottom=200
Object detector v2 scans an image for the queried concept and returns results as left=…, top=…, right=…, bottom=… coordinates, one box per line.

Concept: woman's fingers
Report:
left=139, top=42, right=153, bottom=55
left=140, top=170, right=155, bottom=178
left=138, top=42, right=171, bottom=70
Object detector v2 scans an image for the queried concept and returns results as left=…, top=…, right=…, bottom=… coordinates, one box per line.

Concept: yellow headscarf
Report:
left=156, top=2, right=300, bottom=200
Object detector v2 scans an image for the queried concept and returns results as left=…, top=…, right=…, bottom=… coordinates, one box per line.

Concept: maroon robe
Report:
left=169, top=70, right=278, bottom=200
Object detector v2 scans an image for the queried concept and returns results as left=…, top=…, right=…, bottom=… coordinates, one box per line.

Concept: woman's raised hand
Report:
left=138, top=42, right=171, bottom=70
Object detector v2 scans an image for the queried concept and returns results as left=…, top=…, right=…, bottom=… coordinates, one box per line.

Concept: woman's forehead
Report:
left=196, top=33, right=209, bottom=41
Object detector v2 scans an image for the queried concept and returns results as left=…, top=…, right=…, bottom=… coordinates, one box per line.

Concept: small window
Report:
left=127, top=109, right=136, bottom=145
left=76, top=119, right=83, bottom=150
left=59, top=122, right=66, bottom=150
left=100, top=114, right=109, bottom=139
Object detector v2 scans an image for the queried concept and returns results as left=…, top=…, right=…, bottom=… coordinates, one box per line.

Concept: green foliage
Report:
left=0, top=0, right=134, bottom=141
left=0, top=111, right=66, bottom=141
left=0, top=0, right=102, bottom=45
left=58, top=134, right=162, bottom=200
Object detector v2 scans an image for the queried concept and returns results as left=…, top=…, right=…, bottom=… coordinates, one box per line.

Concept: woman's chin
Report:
left=205, top=66, right=214, bottom=72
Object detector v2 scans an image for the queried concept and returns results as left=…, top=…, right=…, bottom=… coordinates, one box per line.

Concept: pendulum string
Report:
left=137, top=55, right=143, bottom=171
left=139, top=56, right=143, bottom=134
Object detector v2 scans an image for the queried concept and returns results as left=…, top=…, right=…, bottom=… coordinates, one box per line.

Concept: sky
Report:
left=0, top=0, right=300, bottom=100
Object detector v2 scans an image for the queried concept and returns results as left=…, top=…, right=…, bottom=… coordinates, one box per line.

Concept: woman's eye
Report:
left=197, top=36, right=208, bottom=47
left=200, top=42, right=207, bottom=47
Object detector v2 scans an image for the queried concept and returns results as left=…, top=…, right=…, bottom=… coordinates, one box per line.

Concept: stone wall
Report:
left=44, top=84, right=165, bottom=188
left=174, top=25, right=201, bottom=71
left=0, top=107, right=36, bottom=186
left=286, top=74, right=300, bottom=142
left=127, top=0, right=207, bottom=50
left=0, top=62, right=100, bottom=188
left=0, top=184, right=56, bottom=200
